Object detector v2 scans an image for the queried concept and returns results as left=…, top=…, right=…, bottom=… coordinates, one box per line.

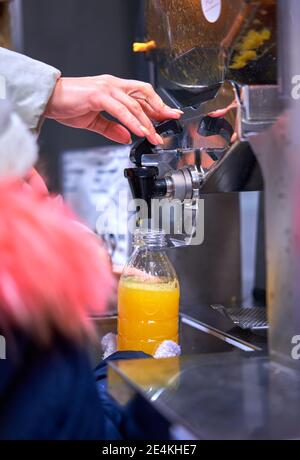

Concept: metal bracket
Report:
left=237, top=85, right=282, bottom=139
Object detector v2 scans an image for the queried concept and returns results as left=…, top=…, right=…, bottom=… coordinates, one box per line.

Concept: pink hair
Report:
left=0, top=179, right=115, bottom=344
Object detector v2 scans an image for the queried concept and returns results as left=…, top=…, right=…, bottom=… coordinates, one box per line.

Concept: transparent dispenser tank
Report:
left=118, top=230, right=180, bottom=356
left=146, top=0, right=277, bottom=88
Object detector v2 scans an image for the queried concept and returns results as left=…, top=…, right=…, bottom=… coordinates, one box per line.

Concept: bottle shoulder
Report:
left=121, top=248, right=178, bottom=285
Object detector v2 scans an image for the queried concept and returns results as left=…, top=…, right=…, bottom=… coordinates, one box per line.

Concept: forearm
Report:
left=0, top=47, right=61, bottom=131
left=0, top=49, right=181, bottom=145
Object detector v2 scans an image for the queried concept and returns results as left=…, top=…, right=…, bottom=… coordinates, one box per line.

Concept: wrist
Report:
left=44, top=76, right=63, bottom=119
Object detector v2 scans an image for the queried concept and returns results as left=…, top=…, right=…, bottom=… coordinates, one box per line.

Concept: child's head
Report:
left=0, top=180, right=115, bottom=345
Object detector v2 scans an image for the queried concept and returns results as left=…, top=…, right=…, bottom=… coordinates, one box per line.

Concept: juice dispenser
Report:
left=109, top=0, right=300, bottom=440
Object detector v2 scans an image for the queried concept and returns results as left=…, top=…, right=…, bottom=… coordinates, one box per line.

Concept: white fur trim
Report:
left=0, top=112, right=38, bottom=178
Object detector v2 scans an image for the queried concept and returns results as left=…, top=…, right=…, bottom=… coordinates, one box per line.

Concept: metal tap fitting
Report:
left=165, top=165, right=201, bottom=202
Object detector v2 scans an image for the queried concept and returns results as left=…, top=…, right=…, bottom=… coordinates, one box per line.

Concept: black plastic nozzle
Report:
left=124, top=167, right=167, bottom=218
left=124, top=166, right=159, bottom=203
left=125, top=119, right=181, bottom=218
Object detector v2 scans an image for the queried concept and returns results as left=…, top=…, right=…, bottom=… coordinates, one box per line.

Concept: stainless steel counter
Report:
left=90, top=308, right=286, bottom=439
left=108, top=353, right=300, bottom=440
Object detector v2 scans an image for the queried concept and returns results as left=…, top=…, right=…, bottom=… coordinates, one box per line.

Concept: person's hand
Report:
left=45, top=75, right=183, bottom=145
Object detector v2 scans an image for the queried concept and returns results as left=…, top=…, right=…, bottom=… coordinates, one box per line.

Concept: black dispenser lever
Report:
left=129, top=119, right=182, bottom=166
left=124, top=120, right=182, bottom=217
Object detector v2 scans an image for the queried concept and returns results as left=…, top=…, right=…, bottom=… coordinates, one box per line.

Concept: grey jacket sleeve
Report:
left=0, top=48, right=61, bottom=131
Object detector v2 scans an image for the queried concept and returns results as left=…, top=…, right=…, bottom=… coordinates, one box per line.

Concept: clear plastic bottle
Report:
left=118, top=229, right=180, bottom=356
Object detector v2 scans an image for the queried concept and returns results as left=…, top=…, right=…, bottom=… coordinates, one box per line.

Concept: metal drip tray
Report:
left=211, top=305, right=268, bottom=331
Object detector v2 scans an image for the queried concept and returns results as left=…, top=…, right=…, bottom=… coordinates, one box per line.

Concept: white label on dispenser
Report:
left=201, top=0, right=222, bottom=23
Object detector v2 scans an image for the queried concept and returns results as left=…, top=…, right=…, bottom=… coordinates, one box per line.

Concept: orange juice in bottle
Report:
left=118, top=230, right=180, bottom=356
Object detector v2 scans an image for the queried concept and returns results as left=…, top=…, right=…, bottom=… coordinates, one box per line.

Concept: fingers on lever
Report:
left=140, top=126, right=164, bottom=145
left=129, top=81, right=183, bottom=120
left=91, top=114, right=132, bottom=144
left=112, top=91, right=163, bottom=145
left=100, top=96, right=160, bottom=144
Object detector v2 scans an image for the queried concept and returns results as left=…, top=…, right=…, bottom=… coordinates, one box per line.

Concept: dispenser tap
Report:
left=124, top=120, right=184, bottom=215
left=124, top=118, right=205, bottom=209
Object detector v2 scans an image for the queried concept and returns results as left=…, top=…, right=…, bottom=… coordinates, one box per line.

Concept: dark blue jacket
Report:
left=0, top=331, right=117, bottom=440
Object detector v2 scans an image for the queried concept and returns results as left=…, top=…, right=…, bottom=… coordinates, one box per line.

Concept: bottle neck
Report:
left=133, top=229, right=168, bottom=250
